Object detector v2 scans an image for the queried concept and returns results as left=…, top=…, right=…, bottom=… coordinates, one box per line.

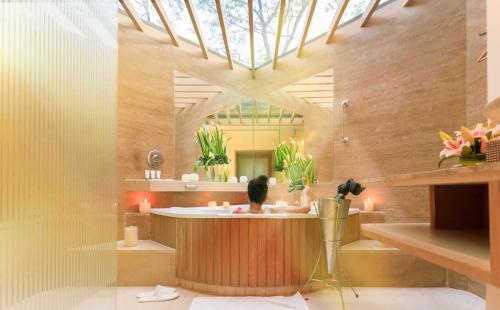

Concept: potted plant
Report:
left=193, top=123, right=231, bottom=182
left=438, top=123, right=499, bottom=167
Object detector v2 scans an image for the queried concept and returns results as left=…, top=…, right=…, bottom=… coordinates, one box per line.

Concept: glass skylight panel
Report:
left=159, top=0, right=198, bottom=44
left=191, top=0, right=227, bottom=58
left=252, top=0, right=280, bottom=67
left=340, top=0, right=371, bottom=24
left=306, top=0, right=341, bottom=43
left=221, top=0, right=251, bottom=67
left=278, top=0, right=312, bottom=56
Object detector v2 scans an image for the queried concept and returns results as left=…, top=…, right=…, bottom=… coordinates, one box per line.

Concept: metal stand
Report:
left=299, top=199, right=359, bottom=310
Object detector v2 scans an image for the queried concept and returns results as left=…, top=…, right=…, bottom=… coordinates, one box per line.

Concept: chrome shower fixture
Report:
left=340, top=99, right=349, bottom=144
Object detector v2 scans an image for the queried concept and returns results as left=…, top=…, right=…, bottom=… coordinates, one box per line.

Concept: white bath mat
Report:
left=189, top=292, right=310, bottom=310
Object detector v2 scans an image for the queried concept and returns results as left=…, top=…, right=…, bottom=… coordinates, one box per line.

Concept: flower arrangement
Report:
left=439, top=123, right=499, bottom=167
left=194, top=124, right=230, bottom=179
left=273, top=139, right=316, bottom=192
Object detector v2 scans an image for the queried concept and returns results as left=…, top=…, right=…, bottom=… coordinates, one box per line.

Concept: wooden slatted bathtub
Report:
left=151, top=206, right=360, bottom=296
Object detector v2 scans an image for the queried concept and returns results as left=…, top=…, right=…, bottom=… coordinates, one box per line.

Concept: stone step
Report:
left=338, top=240, right=447, bottom=287
left=117, top=240, right=176, bottom=286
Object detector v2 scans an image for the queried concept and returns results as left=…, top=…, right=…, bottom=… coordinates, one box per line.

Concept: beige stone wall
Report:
left=117, top=21, right=175, bottom=236
left=331, top=0, right=468, bottom=222
left=466, top=0, right=487, bottom=125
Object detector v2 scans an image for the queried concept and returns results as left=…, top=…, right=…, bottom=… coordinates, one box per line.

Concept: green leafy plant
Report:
left=193, top=123, right=231, bottom=173
left=273, top=139, right=317, bottom=192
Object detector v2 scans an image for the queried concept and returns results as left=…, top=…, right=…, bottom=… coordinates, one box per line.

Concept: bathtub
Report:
left=151, top=205, right=359, bottom=218
left=150, top=205, right=360, bottom=296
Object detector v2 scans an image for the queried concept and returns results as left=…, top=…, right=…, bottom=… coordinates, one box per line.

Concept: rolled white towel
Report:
left=138, top=291, right=180, bottom=303
left=136, top=285, right=177, bottom=299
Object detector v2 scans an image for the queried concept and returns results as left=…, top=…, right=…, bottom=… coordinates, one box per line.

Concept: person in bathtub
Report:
left=233, top=175, right=269, bottom=214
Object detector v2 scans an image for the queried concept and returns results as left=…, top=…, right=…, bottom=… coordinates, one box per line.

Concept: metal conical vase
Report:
left=318, top=197, right=351, bottom=274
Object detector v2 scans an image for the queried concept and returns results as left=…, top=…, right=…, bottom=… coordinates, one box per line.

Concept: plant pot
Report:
left=317, top=197, right=351, bottom=274
left=204, top=166, right=215, bottom=181
left=459, top=154, right=486, bottom=166
left=213, top=164, right=228, bottom=182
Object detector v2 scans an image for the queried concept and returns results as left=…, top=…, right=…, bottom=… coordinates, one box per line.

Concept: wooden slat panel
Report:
left=299, top=220, right=307, bottom=284
left=231, top=219, right=240, bottom=287
left=275, top=219, right=284, bottom=287
left=206, top=219, right=214, bottom=285
left=291, top=220, right=300, bottom=284
left=187, top=219, right=193, bottom=283
left=239, top=219, right=249, bottom=287
left=198, top=220, right=207, bottom=284
left=284, top=220, right=292, bottom=285
left=288, top=91, right=333, bottom=98
left=175, top=85, right=223, bottom=92
left=248, top=219, right=259, bottom=287
left=283, top=84, right=333, bottom=92
left=221, top=219, right=231, bottom=286
left=192, top=219, right=199, bottom=283
left=266, top=220, right=276, bottom=287
left=213, top=219, right=222, bottom=285
left=292, top=75, right=333, bottom=85
left=257, top=219, right=267, bottom=287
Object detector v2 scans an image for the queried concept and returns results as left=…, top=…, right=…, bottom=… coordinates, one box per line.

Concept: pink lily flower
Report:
left=440, top=137, right=467, bottom=158
left=480, top=136, right=488, bottom=153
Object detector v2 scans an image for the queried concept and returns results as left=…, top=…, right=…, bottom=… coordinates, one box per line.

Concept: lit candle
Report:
left=208, top=201, right=217, bottom=207
left=364, top=198, right=375, bottom=212
left=139, top=198, right=151, bottom=213
left=124, top=226, right=138, bottom=247
left=223, top=201, right=230, bottom=208
left=144, top=170, right=151, bottom=179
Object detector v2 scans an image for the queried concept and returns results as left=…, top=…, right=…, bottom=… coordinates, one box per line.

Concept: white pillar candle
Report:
left=139, top=198, right=151, bottom=213
left=155, top=170, right=161, bottom=179
left=364, top=198, right=375, bottom=212
left=229, top=176, right=238, bottom=183
left=208, top=201, right=217, bottom=207
left=124, top=226, right=138, bottom=247
left=189, top=173, right=199, bottom=181
left=222, top=201, right=230, bottom=208
left=269, top=177, right=277, bottom=185
left=144, top=170, right=151, bottom=179
left=239, top=176, right=248, bottom=183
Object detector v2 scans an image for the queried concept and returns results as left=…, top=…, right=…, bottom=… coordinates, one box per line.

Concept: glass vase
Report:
left=204, top=166, right=215, bottom=181
left=459, top=154, right=486, bottom=166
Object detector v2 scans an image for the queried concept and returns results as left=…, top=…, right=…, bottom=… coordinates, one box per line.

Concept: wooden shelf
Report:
left=125, top=179, right=247, bottom=192
left=362, top=223, right=491, bottom=283
left=361, top=163, right=500, bottom=187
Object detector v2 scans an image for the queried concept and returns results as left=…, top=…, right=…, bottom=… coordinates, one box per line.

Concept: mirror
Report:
left=203, top=101, right=304, bottom=181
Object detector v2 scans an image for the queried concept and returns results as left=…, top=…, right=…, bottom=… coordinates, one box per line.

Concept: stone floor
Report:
left=111, top=286, right=485, bottom=310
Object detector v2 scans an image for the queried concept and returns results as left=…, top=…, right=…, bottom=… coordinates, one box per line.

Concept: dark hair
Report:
left=247, top=175, right=268, bottom=204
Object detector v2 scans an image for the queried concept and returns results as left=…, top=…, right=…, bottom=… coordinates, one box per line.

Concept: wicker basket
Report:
left=486, top=140, right=500, bottom=163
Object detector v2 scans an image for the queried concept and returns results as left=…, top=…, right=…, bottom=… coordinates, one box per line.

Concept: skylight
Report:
left=128, top=0, right=394, bottom=69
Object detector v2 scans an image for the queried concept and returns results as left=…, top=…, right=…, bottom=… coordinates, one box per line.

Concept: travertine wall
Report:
left=466, top=0, right=487, bottom=125
left=118, top=20, right=175, bottom=235
left=331, top=0, right=469, bottom=222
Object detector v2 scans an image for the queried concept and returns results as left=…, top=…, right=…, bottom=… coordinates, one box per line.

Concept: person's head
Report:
left=247, top=175, right=268, bottom=205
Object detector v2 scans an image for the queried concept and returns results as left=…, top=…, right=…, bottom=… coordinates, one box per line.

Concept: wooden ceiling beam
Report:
left=267, top=105, right=272, bottom=123
left=184, top=0, right=208, bottom=59
left=297, top=0, right=317, bottom=57
left=278, top=108, right=284, bottom=124
left=361, top=0, right=382, bottom=27
left=151, top=0, right=179, bottom=46
left=290, top=112, right=296, bottom=124
left=273, top=0, right=287, bottom=69
left=477, top=49, right=487, bottom=63
left=325, top=0, right=350, bottom=44
left=215, top=0, right=233, bottom=69
left=119, top=0, right=144, bottom=31
left=249, top=0, right=255, bottom=78
left=403, top=0, right=412, bottom=7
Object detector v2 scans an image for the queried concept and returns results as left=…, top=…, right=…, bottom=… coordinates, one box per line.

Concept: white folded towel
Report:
left=138, top=291, right=180, bottom=303
left=136, top=285, right=177, bottom=299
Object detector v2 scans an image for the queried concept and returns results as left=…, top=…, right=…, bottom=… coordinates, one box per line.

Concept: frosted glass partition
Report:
left=0, top=1, right=117, bottom=309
